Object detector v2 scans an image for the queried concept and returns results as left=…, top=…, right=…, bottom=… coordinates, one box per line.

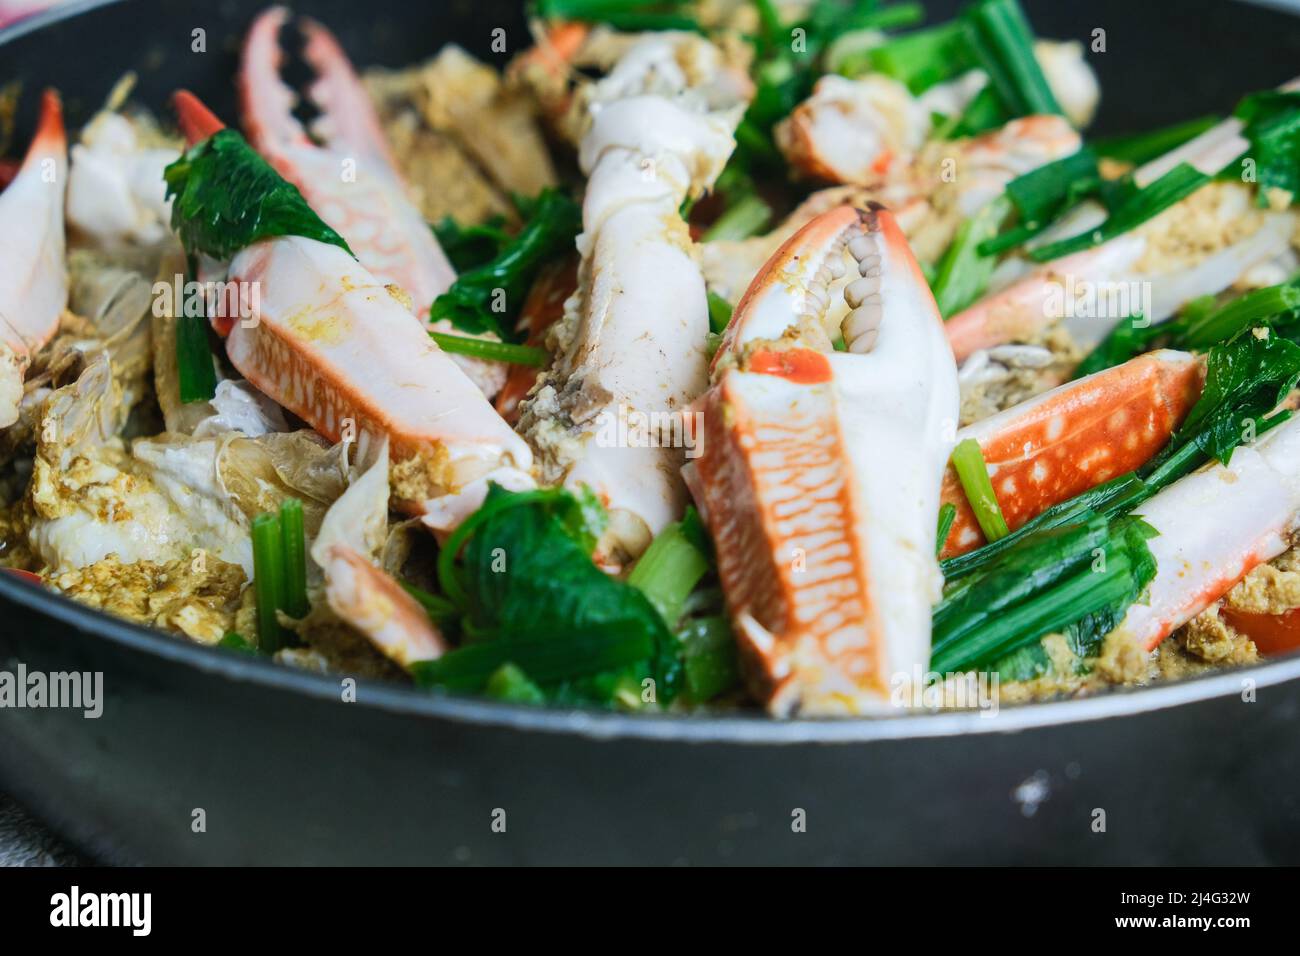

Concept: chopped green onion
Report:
left=279, top=498, right=308, bottom=619
left=176, top=313, right=218, bottom=404
left=1092, top=115, right=1220, bottom=167
left=980, top=149, right=1102, bottom=256
left=251, top=512, right=289, bottom=653
left=961, top=0, right=1061, bottom=119
left=847, top=21, right=969, bottom=92
left=707, top=292, right=734, bottom=334
left=933, top=195, right=1011, bottom=316
left=701, top=193, right=772, bottom=242
left=219, top=631, right=256, bottom=653
left=534, top=0, right=698, bottom=32
left=951, top=84, right=1007, bottom=137
left=429, top=331, right=548, bottom=367
left=484, top=662, right=547, bottom=705
left=935, top=502, right=957, bottom=556
left=680, top=616, right=740, bottom=702
left=1029, top=163, right=1209, bottom=262
left=628, top=516, right=711, bottom=628
left=950, top=438, right=1010, bottom=542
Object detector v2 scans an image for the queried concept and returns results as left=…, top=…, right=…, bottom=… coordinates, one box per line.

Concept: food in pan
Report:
left=3, top=0, right=1300, bottom=717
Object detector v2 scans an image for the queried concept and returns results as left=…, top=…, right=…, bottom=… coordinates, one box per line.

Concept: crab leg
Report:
left=239, top=6, right=455, bottom=313
left=0, top=90, right=67, bottom=427
left=1104, top=415, right=1300, bottom=668
left=945, top=99, right=1298, bottom=363
left=687, top=204, right=959, bottom=715
left=516, top=32, right=750, bottom=556
left=939, top=349, right=1203, bottom=556
left=173, top=91, right=533, bottom=532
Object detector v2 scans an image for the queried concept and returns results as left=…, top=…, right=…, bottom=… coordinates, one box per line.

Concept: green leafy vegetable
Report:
left=534, top=0, right=699, bottom=31
left=1028, top=162, right=1209, bottom=262
left=680, top=616, right=740, bottom=702
left=707, top=291, right=734, bottom=334
left=932, top=195, right=1011, bottom=316
left=219, top=631, right=257, bottom=653
left=400, top=581, right=457, bottom=624
left=432, top=214, right=510, bottom=272
left=484, top=663, right=548, bottom=704
left=701, top=193, right=773, bottom=242
left=164, top=128, right=351, bottom=262
left=417, top=485, right=681, bottom=704
left=979, top=148, right=1101, bottom=255
left=627, top=509, right=711, bottom=628
left=430, top=188, right=580, bottom=338
left=1235, top=90, right=1300, bottom=208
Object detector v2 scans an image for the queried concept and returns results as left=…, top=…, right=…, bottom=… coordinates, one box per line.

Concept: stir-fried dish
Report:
left=3, top=0, right=1300, bottom=716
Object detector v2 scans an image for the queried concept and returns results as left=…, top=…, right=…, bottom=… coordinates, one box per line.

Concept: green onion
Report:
left=628, top=517, right=711, bottom=628
left=707, top=292, right=734, bottom=334
left=534, top=0, right=698, bottom=32
left=429, top=331, right=548, bottom=367
left=935, top=502, right=957, bottom=556
left=680, top=616, right=740, bottom=702
left=1235, top=91, right=1300, bottom=208
left=702, top=193, right=772, bottom=242
left=951, top=85, right=1007, bottom=137
left=961, top=0, right=1061, bottom=118
left=176, top=313, right=217, bottom=404
left=1182, top=281, right=1300, bottom=349
left=932, top=195, right=1011, bottom=316
left=279, top=498, right=308, bottom=619
left=1092, top=115, right=1220, bottom=167
left=251, top=512, right=289, bottom=652
left=1029, top=162, right=1209, bottom=262
left=950, top=438, right=1010, bottom=542
left=484, top=662, right=547, bottom=704
left=847, top=21, right=969, bottom=92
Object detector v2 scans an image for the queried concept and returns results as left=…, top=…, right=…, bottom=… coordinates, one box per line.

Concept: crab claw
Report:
left=688, top=204, right=959, bottom=715
left=319, top=545, right=446, bottom=667
left=239, top=6, right=455, bottom=313
left=1104, top=415, right=1300, bottom=673
left=0, top=89, right=67, bottom=427
left=172, top=91, right=533, bottom=529
left=939, top=349, right=1204, bottom=557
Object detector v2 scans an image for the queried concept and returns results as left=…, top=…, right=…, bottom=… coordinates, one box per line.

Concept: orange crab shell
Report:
left=939, top=350, right=1204, bottom=557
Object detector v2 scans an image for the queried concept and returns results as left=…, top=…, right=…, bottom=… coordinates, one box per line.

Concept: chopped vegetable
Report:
left=1028, top=162, right=1209, bottom=262
left=535, top=0, right=699, bottom=32
left=430, top=188, right=581, bottom=338
left=707, top=291, right=734, bottom=334
left=627, top=509, right=711, bottom=627
left=1235, top=90, right=1300, bottom=208
left=933, top=195, right=1011, bottom=316
left=949, top=437, right=1011, bottom=542
left=251, top=511, right=289, bottom=652
left=164, top=128, right=351, bottom=262
left=680, top=616, right=740, bottom=702
left=1092, top=115, right=1219, bottom=166
left=935, top=501, right=957, bottom=556
left=175, top=311, right=218, bottom=404
left=979, top=148, right=1101, bottom=255
left=428, top=331, right=548, bottom=367
left=432, top=214, right=510, bottom=272
left=961, top=0, right=1061, bottom=118
left=400, top=581, right=457, bottom=624
left=484, top=662, right=548, bottom=704
left=219, top=631, right=256, bottom=653
left=279, top=498, right=309, bottom=619
left=701, top=193, right=772, bottom=242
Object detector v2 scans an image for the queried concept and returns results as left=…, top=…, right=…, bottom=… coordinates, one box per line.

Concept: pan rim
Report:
left=5, top=572, right=1299, bottom=744
left=3, top=0, right=1300, bottom=747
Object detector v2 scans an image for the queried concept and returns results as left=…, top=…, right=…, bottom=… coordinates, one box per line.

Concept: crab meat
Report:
left=939, top=349, right=1203, bottom=557
left=239, top=6, right=455, bottom=312
left=516, top=32, right=750, bottom=554
left=703, top=114, right=1081, bottom=306
left=688, top=204, right=959, bottom=715
left=0, top=90, right=67, bottom=427
left=173, top=90, right=533, bottom=531
left=311, top=440, right=445, bottom=667
left=945, top=101, right=1299, bottom=363
left=1104, top=415, right=1300, bottom=667
left=776, top=41, right=1097, bottom=184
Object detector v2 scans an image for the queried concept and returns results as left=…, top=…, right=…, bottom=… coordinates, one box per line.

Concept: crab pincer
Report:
left=239, top=6, right=455, bottom=312
left=939, top=350, right=1204, bottom=557
left=687, top=203, right=959, bottom=715
left=0, top=90, right=67, bottom=427
left=172, top=90, right=533, bottom=532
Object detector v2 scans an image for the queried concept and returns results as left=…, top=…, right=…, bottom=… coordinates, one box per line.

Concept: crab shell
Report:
left=939, top=349, right=1204, bottom=557
left=687, top=204, right=959, bottom=715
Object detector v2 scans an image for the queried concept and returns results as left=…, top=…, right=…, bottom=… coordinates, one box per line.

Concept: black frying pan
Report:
left=2, top=0, right=1300, bottom=865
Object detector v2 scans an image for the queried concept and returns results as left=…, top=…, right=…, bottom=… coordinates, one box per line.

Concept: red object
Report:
left=747, top=348, right=833, bottom=385
left=1221, top=606, right=1300, bottom=656
left=173, top=89, right=226, bottom=145
left=2, top=568, right=43, bottom=586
